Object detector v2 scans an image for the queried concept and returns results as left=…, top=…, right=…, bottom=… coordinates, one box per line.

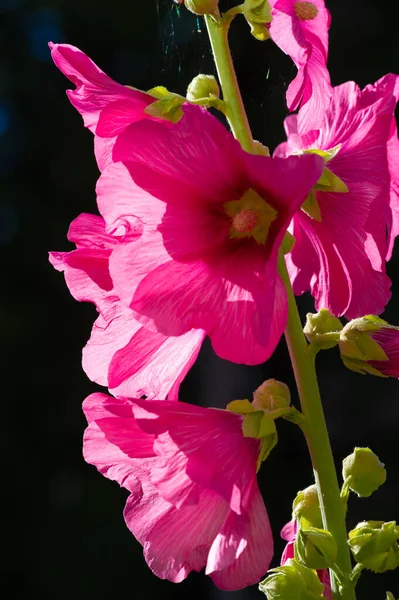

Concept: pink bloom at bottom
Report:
left=281, top=520, right=332, bottom=599
left=83, top=393, right=273, bottom=589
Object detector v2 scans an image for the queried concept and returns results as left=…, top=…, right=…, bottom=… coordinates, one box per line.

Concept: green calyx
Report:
left=339, top=315, right=392, bottom=376
left=241, top=0, right=272, bottom=40
left=303, top=308, right=343, bottom=352
left=296, top=526, right=338, bottom=570
left=342, top=447, right=386, bottom=498
left=301, top=145, right=348, bottom=221
left=259, top=559, right=325, bottom=599
left=145, top=82, right=226, bottom=124
left=227, top=380, right=299, bottom=471
left=348, top=521, right=399, bottom=573
left=293, top=484, right=323, bottom=529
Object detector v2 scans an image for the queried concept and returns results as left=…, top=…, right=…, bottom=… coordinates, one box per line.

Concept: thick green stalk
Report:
left=278, top=253, right=354, bottom=599
left=203, top=11, right=354, bottom=599
left=204, top=14, right=254, bottom=153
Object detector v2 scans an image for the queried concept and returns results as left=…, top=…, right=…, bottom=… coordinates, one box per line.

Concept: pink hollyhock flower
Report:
left=281, top=520, right=332, bottom=599
left=268, top=0, right=332, bottom=135
left=83, top=393, right=273, bottom=589
left=49, top=213, right=204, bottom=400
left=275, top=74, right=399, bottom=319
left=49, top=43, right=161, bottom=172
left=98, top=104, right=323, bottom=365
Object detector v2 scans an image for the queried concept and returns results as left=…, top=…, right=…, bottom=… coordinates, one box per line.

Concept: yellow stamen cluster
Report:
left=224, top=188, right=277, bottom=245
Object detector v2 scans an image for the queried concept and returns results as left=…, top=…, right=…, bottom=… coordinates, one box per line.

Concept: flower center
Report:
left=224, top=188, right=278, bottom=245
left=293, top=1, right=319, bottom=20
left=232, top=209, right=259, bottom=233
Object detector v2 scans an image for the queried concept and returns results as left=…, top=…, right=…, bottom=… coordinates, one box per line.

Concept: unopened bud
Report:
left=342, top=447, right=386, bottom=498
left=184, top=0, right=219, bottom=15
left=304, top=309, right=343, bottom=350
left=253, top=379, right=291, bottom=411
left=259, top=559, right=324, bottom=599
left=348, top=521, right=399, bottom=573
left=339, top=316, right=389, bottom=372
left=186, top=74, right=220, bottom=102
left=296, top=526, right=337, bottom=570
left=293, top=485, right=323, bottom=529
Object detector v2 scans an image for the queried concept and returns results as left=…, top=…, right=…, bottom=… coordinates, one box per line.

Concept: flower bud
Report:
left=296, top=526, right=337, bottom=570
left=342, top=447, right=386, bottom=497
left=339, top=315, right=398, bottom=376
left=348, top=521, right=399, bottom=573
left=186, top=74, right=220, bottom=102
left=304, top=309, right=343, bottom=350
left=259, top=559, right=324, bottom=599
left=293, top=485, right=323, bottom=529
left=242, top=0, right=272, bottom=41
left=184, top=0, right=219, bottom=16
left=253, top=379, right=291, bottom=411
left=386, top=593, right=396, bottom=600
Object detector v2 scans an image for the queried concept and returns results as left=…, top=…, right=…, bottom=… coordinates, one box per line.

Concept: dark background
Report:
left=1, top=0, right=399, bottom=598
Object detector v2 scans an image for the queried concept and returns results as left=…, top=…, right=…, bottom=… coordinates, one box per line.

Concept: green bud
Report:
left=184, top=0, right=219, bottom=16
left=348, top=521, right=399, bottom=573
left=296, top=526, right=338, bottom=569
left=186, top=74, right=220, bottom=103
left=386, top=593, right=396, bottom=600
left=339, top=316, right=391, bottom=375
left=253, top=379, right=291, bottom=411
left=304, top=309, right=343, bottom=351
left=293, top=485, right=323, bottom=528
left=259, top=559, right=324, bottom=599
left=342, top=447, right=386, bottom=498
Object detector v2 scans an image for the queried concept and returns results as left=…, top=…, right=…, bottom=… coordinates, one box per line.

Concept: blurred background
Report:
left=1, top=0, right=399, bottom=598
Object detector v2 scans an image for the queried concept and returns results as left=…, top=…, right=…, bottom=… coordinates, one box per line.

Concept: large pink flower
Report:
left=83, top=393, right=273, bottom=589
left=275, top=74, right=399, bottom=319
left=49, top=43, right=159, bottom=171
left=268, top=0, right=332, bottom=134
left=281, top=520, right=332, bottom=599
left=50, top=213, right=204, bottom=400
left=98, top=104, right=323, bottom=365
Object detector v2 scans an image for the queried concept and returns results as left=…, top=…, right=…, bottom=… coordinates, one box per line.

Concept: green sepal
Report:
left=315, top=167, right=349, bottom=193
left=257, top=432, right=278, bottom=471
left=296, top=526, right=338, bottom=570
left=242, top=0, right=272, bottom=40
left=282, top=230, right=295, bottom=254
left=302, top=190, right=322, bottom=221
left=386, top=592, right=396, bottom=600
left=242, top=410, right=276, bottom=439
left=348, top=521, right=399, bottom=573
left=293, top=485, right=323, bottom=529
left=259, top=559, right=325, bottom=599
left=145, top=86, right=185, bottom=123
left=226, top=398, right=255, bottom=414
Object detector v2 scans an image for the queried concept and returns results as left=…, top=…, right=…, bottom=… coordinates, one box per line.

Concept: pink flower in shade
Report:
left=49, top=213, right=205, bottom=400
left=268, top=0, right=332, bottom=135
left=97, top=104, right=323, bottom=365
left=275, top=74, right=399, bottom=319
left=49, top=43, right=161, bottom=172
left=83, top=393, right=273, bottom=589
left=281, top=520, right=332, bottom=599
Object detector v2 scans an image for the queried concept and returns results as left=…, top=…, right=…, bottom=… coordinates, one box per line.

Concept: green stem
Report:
left=204, top=14, right=254, bottom=153
left=278, top=253, right=355, bottom=600
left=203, top=10, right=354, bottom=598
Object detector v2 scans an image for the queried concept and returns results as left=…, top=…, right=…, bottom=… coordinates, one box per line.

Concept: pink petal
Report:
left=112, top=104, right=246, bottom=202
left=208, top=485, right=273, bottom=590
left=49, top=43, right=151, bottom=134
